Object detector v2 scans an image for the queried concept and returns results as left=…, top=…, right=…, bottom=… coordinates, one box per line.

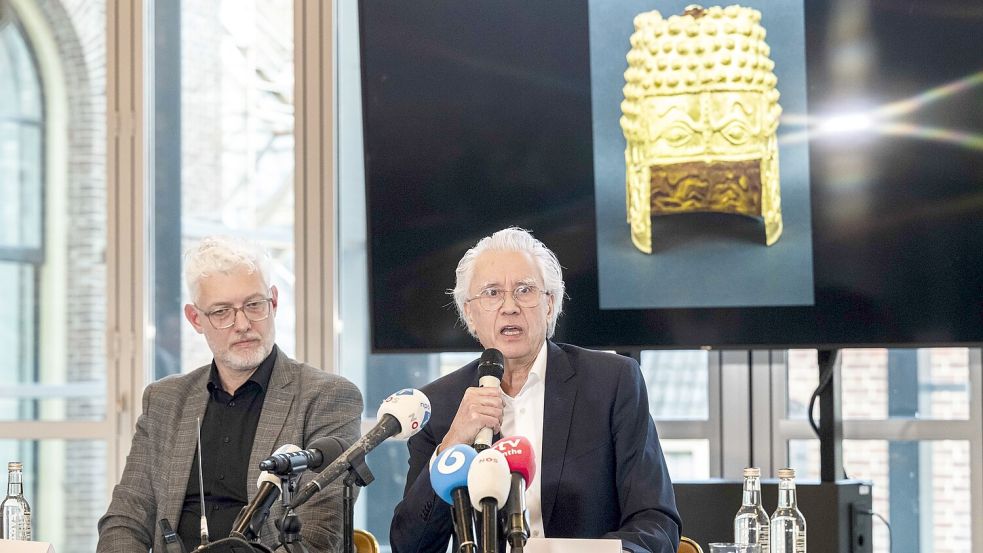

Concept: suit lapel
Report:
left=247, top=353, right=297, bottom=500
left=164, top=369, right=210, bottom=525
left=539, top=342, right=577, bottom=531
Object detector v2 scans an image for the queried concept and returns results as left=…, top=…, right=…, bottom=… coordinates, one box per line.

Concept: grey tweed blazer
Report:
left=96, top=349, right=363, bottom=552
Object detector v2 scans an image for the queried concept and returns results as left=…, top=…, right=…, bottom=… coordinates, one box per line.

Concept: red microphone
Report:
left=492, top=436, right=537, bottom=552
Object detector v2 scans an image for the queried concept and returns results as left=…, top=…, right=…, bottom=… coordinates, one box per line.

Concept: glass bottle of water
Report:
left=770, top=468, right=805, bottom=553
left=734, top=467, right=770, bottom=551
left=1, top=462, right=32, bottom=540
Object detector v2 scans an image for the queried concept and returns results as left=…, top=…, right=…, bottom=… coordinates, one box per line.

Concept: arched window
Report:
left=0, top=14, right=44, bottom=420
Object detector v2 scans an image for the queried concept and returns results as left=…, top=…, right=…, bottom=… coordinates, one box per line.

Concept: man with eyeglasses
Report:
left=390, top=227, right=681, bottom=553
left=98, top=235, right=362, bottom=553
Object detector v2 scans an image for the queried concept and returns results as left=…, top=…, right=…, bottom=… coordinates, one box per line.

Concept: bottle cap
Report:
left=743, top=467, right=760, bottom=477
left=8, top=462, right=22, bottom=471
left=778, top=467, right=795, bottom=479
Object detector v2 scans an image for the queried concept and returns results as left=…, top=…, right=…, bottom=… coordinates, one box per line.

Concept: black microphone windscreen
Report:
left=307, top=436, right=350, bottom=471
left=478, top=348, right=505, bottom=379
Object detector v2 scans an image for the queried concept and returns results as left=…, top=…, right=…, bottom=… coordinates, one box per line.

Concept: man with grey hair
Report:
left=390, top=227, right=680, bottom=553
left=98, top=235, right=362, bottom=552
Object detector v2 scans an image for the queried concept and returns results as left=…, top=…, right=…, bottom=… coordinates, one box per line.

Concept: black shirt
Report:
left=177, top=346, right=277, bottom=549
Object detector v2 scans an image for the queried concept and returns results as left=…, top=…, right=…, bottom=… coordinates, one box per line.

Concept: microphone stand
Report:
left=277, top=472, right=310, bottom=553
left=479, top=498, right=499, bottom=553
left=341, top=451, right=375, bottom=553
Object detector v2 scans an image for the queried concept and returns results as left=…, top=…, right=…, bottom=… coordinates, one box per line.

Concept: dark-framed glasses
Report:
left=465, top=284, right=549, bottom=311
left=198, top=298, right=273, bottom=329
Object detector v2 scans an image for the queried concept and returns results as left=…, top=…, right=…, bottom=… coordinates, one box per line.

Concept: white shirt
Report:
left=499, top=340, right=548, bottom=538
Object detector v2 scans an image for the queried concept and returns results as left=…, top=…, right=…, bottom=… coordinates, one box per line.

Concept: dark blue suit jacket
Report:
left=390, top=342, right=681, bottom=553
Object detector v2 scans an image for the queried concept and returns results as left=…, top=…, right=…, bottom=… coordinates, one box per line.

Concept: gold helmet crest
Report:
left=620, top=4, right=783, bottom=253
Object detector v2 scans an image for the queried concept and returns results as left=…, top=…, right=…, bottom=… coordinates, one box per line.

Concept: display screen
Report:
left=359, top=0, right=983, bottom=351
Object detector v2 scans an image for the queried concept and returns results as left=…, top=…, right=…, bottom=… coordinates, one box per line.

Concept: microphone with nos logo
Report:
left=430, top=444, right=479, bottom=553
left=492, top=436, right=537, bottom=552
left=468, top=448, right=511, bottom=553
left=473, top=348, right=505, bottom=452
left=291, top=388, right=432, bottom=509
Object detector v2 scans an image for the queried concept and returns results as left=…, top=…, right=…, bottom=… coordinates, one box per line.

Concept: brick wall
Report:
left=788, top=348, right=972, bottom=553
left=33, top=0, right=106, bottom=551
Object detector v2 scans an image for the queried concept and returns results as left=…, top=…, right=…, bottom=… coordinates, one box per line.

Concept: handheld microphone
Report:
left=291, top=388, right=431, bottom=509
left=431, top=444, right=479, bottom=553
left=259, top=436, right=349, bottom=475
left=467, top=448, right=511, bottom=553
left=492, top=436, right=537, bottom=552
left=473, top=348, right=504, bottom=451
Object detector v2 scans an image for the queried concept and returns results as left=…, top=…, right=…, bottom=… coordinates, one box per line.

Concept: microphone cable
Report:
left=858, top=508, right=892, bottom=553
left=194, top=535, right=275, bottom=553
left=806, top=350, right=849, bottom=479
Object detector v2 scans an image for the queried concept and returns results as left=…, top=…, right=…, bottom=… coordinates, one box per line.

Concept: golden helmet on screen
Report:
left=620, top=4, right=783, bottom=254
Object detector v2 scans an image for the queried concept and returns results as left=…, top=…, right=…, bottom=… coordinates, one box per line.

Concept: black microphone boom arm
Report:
left=290, top=414, right=402, bottom=509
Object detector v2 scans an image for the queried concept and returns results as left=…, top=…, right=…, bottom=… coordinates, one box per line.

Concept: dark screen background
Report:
left=359, top=0, right=983, bottom=351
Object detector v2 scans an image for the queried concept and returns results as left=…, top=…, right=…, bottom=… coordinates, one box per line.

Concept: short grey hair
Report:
left=452, top=227, right=565, bottom=338
left=184, top=235, right=273, bottom=304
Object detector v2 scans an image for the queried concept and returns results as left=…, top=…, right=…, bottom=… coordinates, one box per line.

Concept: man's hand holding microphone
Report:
left=439, top=349, right=506, bottom=455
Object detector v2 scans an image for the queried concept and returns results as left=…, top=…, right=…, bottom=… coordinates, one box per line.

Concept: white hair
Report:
left=184, top=235, right=273, bottom=303
left=452, top=227, right=565, bottom=338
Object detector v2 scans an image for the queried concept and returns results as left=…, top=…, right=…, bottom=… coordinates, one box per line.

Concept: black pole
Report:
left=341, top=454, right=374, bottom=553
left=451, top=488, right=477, bottom=553
left=505, top=474, right=527, bottom=553
left=480, top=499, right=498, bottom=553
left=343, top=478, right=355, bottom=553
left=817, top=349, right=843, bottom=482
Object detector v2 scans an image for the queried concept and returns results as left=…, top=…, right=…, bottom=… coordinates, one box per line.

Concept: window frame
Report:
left=765, top=348, right=982, bottom=552
left=0, top=14, right=45, bottom=423
left=0, top=4, right=120, bottom=549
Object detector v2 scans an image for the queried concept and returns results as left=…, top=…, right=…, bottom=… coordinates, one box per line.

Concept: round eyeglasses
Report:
left=198, top=298, right=273, bottom=329
left=465, top=285, right=549, bottom=311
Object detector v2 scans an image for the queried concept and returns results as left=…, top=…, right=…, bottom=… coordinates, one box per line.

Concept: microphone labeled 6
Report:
left=436, top=448, right=469, bottom=475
